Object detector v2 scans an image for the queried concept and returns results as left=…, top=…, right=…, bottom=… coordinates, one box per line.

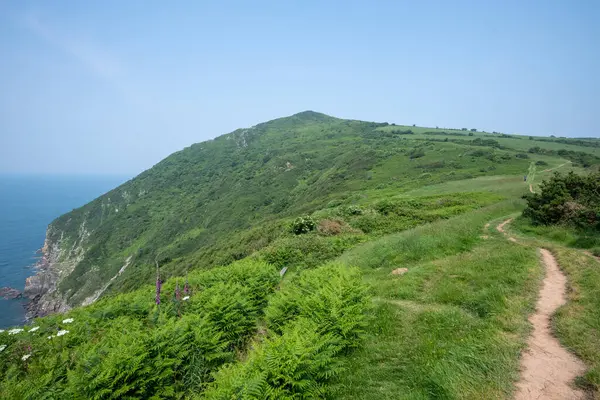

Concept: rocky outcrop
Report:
left=81, top=256, right=132, bottom=306
left=23, top=226, right=84, bottom=319
left=0, top=287, right=22, bottom=300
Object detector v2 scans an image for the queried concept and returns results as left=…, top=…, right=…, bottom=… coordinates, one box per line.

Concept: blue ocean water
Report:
left=0, top=175, right=128, bottom=328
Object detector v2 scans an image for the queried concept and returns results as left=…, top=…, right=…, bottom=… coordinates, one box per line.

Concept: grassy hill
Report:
left=2, top=112, right=600, bottom=398
left=37, top=111, right=598, bottom=306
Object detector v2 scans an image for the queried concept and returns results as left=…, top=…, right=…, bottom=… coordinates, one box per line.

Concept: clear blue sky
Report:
left=1, top=0, right=598, bottom=175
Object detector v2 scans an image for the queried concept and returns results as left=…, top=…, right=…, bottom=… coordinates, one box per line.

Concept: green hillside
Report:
left=2, top=112, right=600, bottom=398
left=40, top=111, right=597, bottom=304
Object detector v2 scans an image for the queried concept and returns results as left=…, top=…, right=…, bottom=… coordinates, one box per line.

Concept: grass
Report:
left=551, top=247, right=600, bottom=392
left=376, top=124, right=600, bottom=156
left=338, top=199, right=524, bottom=270
left=400, top=175, right=530, bottom=198
left=512, top=216, right=600, bottom=250
left=331, top=218, right=541, bottom=399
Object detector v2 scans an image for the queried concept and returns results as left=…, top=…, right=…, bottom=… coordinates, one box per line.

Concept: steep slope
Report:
left=23, top=111, right=588, bottom=317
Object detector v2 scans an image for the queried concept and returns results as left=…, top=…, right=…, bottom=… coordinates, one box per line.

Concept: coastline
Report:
left=23, top=230, right=72, bottom=320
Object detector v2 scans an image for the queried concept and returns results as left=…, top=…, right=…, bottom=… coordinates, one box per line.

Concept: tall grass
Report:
left=338, top=199, right=524, bottom=270
left=332, top=239, right=541, bottom=399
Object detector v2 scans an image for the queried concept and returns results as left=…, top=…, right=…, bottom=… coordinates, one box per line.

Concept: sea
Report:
left=0, top=175, right=128, bottom=329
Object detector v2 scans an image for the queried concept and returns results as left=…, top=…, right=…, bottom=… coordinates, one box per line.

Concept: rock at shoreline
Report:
left=0, top=287, right=23, bottom=300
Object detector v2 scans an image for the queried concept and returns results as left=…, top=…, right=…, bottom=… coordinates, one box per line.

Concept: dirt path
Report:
left=515, top=249, right=586, bottom=400
left=543, top=161, right=572, bottom=173
left=495, top=219, right=586, bottom=399
left=529, top=184, right=534, bottom=193
left=496, top=218, right=517, bottom=242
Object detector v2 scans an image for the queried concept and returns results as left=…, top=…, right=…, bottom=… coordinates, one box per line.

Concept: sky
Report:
left=0, top=0, right=599, bottom=175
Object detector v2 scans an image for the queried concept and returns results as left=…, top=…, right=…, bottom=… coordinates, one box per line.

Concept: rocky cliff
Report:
left=24, top=225, right=86, bottom=318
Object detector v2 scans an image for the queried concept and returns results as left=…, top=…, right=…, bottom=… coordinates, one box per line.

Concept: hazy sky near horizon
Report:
left=1, top=1, right=599, bottom=175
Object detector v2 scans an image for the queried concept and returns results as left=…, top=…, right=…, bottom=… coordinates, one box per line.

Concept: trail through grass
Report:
left=496, top=219, right=600, bottom=396
left=331, top=203, right=542, bottom=399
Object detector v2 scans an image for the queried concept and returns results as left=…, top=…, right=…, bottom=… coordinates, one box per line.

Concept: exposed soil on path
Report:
left=515, top=249, right=586, bottom=400
left=529, top=184, right=534, bottom=193
left=495, top=219, right=586, bottom=399
left=496, top=218, right=517, bottom=242
left=543, top=161, right=572, bottom=173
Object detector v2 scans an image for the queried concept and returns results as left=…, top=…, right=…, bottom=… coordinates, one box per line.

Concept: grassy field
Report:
left=329, top=201, right=543, bottom=399
left=376, top=124, right=600, bottom=157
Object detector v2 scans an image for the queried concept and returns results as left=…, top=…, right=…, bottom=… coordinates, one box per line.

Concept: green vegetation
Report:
left=552, top=247, right=600, bottom=392
left=49, top=111, right=579, bottom=304
left=513, top=170, right=600, bottom=392
left=3, top=112, right=600, bottom=398
left=333, top=240, right=540, bottom=399
left=0, top=260, right=279, bottom=398
left=203, top=264, right=370, bottom=399
left=523, top=171, right=600, bottom=230
left=527, top=146, right=600, bottom=167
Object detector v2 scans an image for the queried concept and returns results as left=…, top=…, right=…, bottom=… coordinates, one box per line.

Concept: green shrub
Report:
left=345, top=205, right=363, bottom=215
left=64, top=315, right=231, bottom=399
left=290, top=216, right=316, bottom=235
left=261, top=234, right=364, bottom=270
left=409, top=148, right=425, bottom=159
left=189, top=283, right=260, bottom=349
left=204, top=264, right=371, bottom=398
left=202, top=319, right=344, bottom=400
left=0, top=258, right=280, bottom=399
left=265, top=263, right=371, bottom=349
left=535, top=160, right=549, bottom=166
left=191, top=259, right=280, bottom=309
left=592, top=247, right=600, bottom=257
left=523, top=171, right=600, bottom=229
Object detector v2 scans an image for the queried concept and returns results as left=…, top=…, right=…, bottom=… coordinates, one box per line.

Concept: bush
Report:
left=515, top=153, right=529, bottom=159
left=523, top=172, right=600, bottom=229
left=290, top=216, right=316, bottom=235
left=189, top=283, right=260, bottom=349
left=204, top=264, right=371, bottom=399
left=535, top=160, right=549, bottom=166
left=592, top=247, right=600, bottom=257
left=265, top=263, right=371, bottom=349
left=202, top=319, right=344, bottom=400
left=317, top=219, right=344, bottom=235
left=261, top=235, right=364, bottom=269
left=0, top=258, right=281, bottom=399
left=65, top=315, right=231, bottom=398
left=409, top=148, right=425, bottom=159
left=345, top=205, right=363, bottom=215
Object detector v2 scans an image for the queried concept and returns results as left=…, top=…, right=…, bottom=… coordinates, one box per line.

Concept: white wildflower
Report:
left=47, top=335, right=55, bottom=340
left=56, top=330, right=69, bottom=337
left=0, top=345, right=6, bottom=352
left=62, top=318, right=74, bottom=324
left=8, top=328, right=24, bottom=335
left=21, top=354, right=31, bottom=361
left=28, top=326, right=40, bottom=332
left=182, top=296, right=190, bottom=301
left=0, top=329, right=4, bottom=333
